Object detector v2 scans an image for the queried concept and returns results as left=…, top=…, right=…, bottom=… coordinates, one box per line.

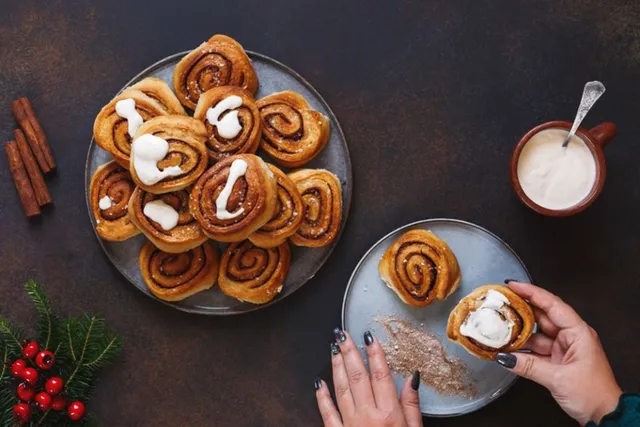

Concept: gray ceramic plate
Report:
left=85, top=51, right=352, bottom=315
left=342, top=219, right=531, bottom=416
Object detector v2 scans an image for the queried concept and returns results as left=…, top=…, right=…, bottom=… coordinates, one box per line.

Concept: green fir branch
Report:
left=0, top=342, right=7, bottom=380
left=0, top=315, right=24, bottom=358
left=0, top=386, right=15, bottom=427
left=25, top=280, right=55, bottom=349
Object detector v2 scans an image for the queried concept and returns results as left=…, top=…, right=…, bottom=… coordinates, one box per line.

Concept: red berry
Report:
left=11, top=359, right=27, bottom=377
left=35, top=392, right=52, bottom=411
left=35, top=350, right=55, bottom=370
left=12, top=403, right=30, bottom=423
left=45, top=377, right=64, bottom=395
left=52, top=395, right=67, bottom=411
left=20, top=367, right=39, bottom=386
left=22, top=341, right=39, bottom=359
left=16, top=382, right=35, bottom=402
left=67, top=401, right=85, bottom=421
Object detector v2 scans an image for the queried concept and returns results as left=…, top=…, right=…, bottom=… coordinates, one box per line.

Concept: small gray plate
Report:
left=85, top=51, right=352, bottom=315
left=342, top=219, right=531, bottom=416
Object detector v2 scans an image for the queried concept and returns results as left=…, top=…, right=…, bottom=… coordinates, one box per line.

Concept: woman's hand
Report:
left=315, top=329, right=423, bottom=427
left=500, top=281, right=622, bottom=426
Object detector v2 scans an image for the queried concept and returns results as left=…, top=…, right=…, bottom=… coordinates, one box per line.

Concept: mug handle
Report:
left=589, top=122, right=616, bottom=147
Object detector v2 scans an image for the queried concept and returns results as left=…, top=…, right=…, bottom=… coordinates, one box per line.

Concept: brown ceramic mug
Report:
left=510, top=121, right=616, bottom=217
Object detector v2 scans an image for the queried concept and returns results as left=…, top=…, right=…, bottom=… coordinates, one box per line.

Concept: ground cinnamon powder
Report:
left=376, top=316, right=476, bottom=398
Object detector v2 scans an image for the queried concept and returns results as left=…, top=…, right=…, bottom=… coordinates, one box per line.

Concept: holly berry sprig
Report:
left=0, top=281, right=122, bottom=426
left=9, top=340, right=86, bottom=424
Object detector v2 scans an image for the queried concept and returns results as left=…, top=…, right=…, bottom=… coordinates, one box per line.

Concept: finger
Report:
left=364, top=331, right=398, bottom=411
left=522, top=333, right=554, bottom=356
left=507, top=281, right=583, bottom=329
left=331, top=342, right=355, bottom=418
left=400, top=371, right=423, bottom=427
left=533, top=308, right=560, bottom=338
left=496, top=352, right=555, bottom=389
left=334, top=329, right=375, bottom=408
left=315, top=379, right=343, bottom=427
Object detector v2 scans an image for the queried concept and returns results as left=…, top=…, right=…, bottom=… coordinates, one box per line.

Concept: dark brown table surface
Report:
left=1, top=1, right=640, bottom=426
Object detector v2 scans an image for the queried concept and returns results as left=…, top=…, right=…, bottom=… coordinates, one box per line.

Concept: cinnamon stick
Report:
left=5, top=141, right=41, bottom=217
left=11, top=99, right=51, bottom=174
left=17, top=97, right=55, bottom=170
left=14, top=129, right=52, bottom=206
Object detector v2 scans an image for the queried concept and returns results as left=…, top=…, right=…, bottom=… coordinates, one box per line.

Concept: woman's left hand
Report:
left=315, top=329, right=423, bottom=427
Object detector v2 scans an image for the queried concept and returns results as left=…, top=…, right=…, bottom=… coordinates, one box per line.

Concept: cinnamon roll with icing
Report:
left=129, top=77, right=186, bottom=115
left=173, top=35, right=258, bottom=110
left=89, top=161, right=140, bottom=241
left=249, top=164, right=303, bottom=248
left=218, top=240, right=291, bottom=304
left=139, top=241, right=219, bottom=302
left=447, top=285, right=535, bottom=360
left=189, top=154, right=277, bottom=242
left=193, top=86, right=262, bottom=162
left=128, top=186, right=207, bottom=253
left=93, top=89, right=168, bottom=168
left=257, top=91, right=330, bottom=167
left=378, top=230, right=461, bottom=307
left=288, top=169, right=342, bottom=248
left=130, top=116, right=208, bottom=194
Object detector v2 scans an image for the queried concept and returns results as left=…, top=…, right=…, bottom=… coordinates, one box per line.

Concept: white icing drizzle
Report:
left=98, top=195, right=114, bottom=210
left=115, top=98, right=144, bottom=138
left=460, top=289, right=514, bottom=349
left=206, top=95, right=243, bottom=139
left=131, top=134, right=183, bottom=186
left=143, top=199, right=179, bottom=231
left=216, top=159, right=248, bottom=220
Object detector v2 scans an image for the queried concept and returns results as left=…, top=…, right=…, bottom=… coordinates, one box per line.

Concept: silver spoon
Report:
left=562, top=81, right=606, bottom=148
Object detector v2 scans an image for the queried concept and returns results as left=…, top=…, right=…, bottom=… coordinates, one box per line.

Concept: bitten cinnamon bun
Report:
left=193, top=86, right=262, bottom=162
left=173, top=35, right=258, bottom=110
left=139, top=241, right=219, bottom=302
left=89, top=161, right=140, bottom=241
left=218, top=240, right=291, bottom=304
left=447, top=285, right=535, bottom=360
left=378, top=230, right=461, bottom=307
left=189, top=154, right=277, bottom=242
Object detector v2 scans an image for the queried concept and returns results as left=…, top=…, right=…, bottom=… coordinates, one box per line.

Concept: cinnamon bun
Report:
left=129, top=77, right=186, bottom=115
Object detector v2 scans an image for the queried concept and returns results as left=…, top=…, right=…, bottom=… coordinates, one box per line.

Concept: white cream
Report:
left=131, top=134, right=183, bottom=186
left=206, top=95, right=243, bottom=139
left=460, top=289, right=513, bottom=349
left=115, top=98, right=144, bottom=138
left=517, top=128, right=597, bottom=210
left=216, top=159, right=248, bottom=219
left=98, top=195, right=114, bottom=210
left=143, top=199, right=179, bottom=231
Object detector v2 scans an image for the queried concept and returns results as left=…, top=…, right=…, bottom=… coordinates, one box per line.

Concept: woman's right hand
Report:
left=500, top=281, right=622, bottom=426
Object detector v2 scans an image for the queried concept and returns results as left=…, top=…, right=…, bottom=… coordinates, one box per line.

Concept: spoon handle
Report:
left=562, top=81, right=606, bottom=148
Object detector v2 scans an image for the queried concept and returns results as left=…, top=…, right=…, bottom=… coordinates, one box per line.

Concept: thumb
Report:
left=400, top=371, right=423, bottom=427
left=497, top=352, right=555, bottom=388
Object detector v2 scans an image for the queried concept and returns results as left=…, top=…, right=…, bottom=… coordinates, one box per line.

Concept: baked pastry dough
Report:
left=89, top=161, right=140, bottom=241
left=129, top=77, right=186, bottom=115
left=128, top=186, right=207, bottom=253
left=189, top=154, right=277, bottom=242
left=378, top=230, right=461, bottom=307
left=218, top=240, right=290, bottom=304
left=447, top=285, right=535, bottom=360
left=193, top=86, right=261, bottom=162
left=139, top=241, right=219, bottom=302
left=249, top=164, right=303, bottom=248
left=288, top=169, right=342, bottom=247
left=256, top=91, right=330, bottom=167
left=130, top=116, right=208, bottom=194
left=93, top=89, right=168, bottom=167
left=173, top=34, right=258, bottom=110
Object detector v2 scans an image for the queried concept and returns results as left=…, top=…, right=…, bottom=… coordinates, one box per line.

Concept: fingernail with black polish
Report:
left=331, top=342, right=341, bottom=355
left=364, top=331, right=374, bottom=346
left=504, top=278, right=517, bottom=284
left=333, top=327, right=346, bottom=343
left=496, top=353, right=517, bottom=369
left=411, top=370, right=420, bottom=391
left=314, top=377, right=322, bottom=390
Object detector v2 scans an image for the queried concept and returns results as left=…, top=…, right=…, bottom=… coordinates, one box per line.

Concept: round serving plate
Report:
left=85, top=51, right=352, bottom=315
left=342, top=219, right=531, bottom=416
